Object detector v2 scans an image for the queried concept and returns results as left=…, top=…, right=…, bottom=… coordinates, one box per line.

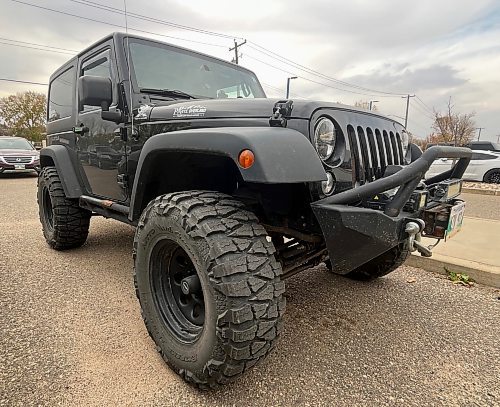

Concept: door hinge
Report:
left=269, top=100, right=293, bottom=127
left=119, top=127, right=128, bottom=142
left=117, top=174, right=128, bottom=189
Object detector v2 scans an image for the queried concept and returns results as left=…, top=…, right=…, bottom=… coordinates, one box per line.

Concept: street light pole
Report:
left=286, top=76, right=297, bottom=98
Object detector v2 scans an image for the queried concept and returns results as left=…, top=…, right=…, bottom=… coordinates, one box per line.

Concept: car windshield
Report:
left=128, top=40, right=266, bottom=99
left=0, top=138, right=34, bottom=150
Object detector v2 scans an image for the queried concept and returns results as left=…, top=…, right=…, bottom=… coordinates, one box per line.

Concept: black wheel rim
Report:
left=42, top=186, right=54, bottom=230
left=488, top=172, right=500, bottom=184
left=150, top=239, right=205, bottom=343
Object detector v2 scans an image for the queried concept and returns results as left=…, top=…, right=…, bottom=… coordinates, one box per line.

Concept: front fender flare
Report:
left=129, top=126, right=326, bottom=220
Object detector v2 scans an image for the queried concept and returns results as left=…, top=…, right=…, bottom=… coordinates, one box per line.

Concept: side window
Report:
left=48, top=66, right=75, bottom=122
left=471, top=153, right=496, bottom=160
left=80, top=50, right=113, bottom=112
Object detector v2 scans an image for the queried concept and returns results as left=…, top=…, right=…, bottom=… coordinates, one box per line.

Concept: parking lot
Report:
left=1, top=174, right=499, bottom=406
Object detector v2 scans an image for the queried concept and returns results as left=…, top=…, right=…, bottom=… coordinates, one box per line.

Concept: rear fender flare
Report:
left=39, top=145, right=83, bottom=198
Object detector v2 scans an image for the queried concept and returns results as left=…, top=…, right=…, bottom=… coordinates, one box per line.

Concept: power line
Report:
left=0, top=37, right=78, bottom=53
left=415, top=95, right=434, bottom=114
left=244, top=53, right=401, bottom=98
left=0, top=40, right=75, bottom=55
left=247, top=42, right=408, bottom=97
left=0, top=78, right=48, bottom=86
left=410, top=99, right=434, bottom=120
left=67, top=0, right=239, bottom=40
left=9, top=0, right=228, bottom=48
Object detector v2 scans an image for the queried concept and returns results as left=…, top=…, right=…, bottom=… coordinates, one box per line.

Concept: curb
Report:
left=462, top=187, right=500, bottom=196
left=407, top=253, right=500, bottom=288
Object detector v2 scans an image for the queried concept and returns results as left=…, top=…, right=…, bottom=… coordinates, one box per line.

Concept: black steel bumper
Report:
left=311, top=146, right=472, bottom=274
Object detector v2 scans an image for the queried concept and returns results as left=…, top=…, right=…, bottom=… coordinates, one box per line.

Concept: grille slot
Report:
left=3, top=156, right=33, bottom=164
left=349, top=126, right=405, bottom=184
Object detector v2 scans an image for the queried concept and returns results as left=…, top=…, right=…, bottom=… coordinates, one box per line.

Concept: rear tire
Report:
left=483, top=169, right=500, bottom=184
left=37, top=166, right=91, bottom=250
left=326, top=243, right=409, bottom=281
left=134, top=191, right=285, bottom=389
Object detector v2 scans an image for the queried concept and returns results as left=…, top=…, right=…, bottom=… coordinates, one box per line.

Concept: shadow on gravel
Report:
left=0, top=171, right=38, bottom=179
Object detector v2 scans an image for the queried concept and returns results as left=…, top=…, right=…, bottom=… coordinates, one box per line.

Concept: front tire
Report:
left=37, top=166, right=91, bottom=250
left=134, top=191, right=285, bottom=389
left=326, top=243, right=409, bottom=281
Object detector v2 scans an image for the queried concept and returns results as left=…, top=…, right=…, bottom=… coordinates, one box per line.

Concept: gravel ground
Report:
left=1, top=174, right=499, bottom=407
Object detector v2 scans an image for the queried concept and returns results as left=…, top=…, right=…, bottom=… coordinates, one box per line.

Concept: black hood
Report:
left=146, top=98, right=400, bottom=125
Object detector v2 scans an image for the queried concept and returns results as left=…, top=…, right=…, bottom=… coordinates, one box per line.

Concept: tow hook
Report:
left=405, top=220, right=433, bottom=257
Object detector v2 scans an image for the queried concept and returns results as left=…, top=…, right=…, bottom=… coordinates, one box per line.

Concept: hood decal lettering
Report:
left=173, top=105, right=207, bottom=118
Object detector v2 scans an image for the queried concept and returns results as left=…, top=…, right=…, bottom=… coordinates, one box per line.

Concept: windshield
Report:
left=128, top=40, right=266, bottom=99
left=0, top=138, right=34, bottom=150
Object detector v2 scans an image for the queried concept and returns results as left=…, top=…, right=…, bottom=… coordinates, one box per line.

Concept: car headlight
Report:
left=314, top=118, right=336, bottom=161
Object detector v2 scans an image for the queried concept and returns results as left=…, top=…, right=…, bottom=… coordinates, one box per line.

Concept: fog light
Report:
left=321, top=172, right=335, bottom=195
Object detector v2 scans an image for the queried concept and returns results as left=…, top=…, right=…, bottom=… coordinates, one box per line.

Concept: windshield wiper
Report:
left=139, top=88, right=198, bottom=99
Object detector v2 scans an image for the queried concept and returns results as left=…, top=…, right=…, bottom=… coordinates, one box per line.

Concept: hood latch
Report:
left=269, top=100, right=293, bottom=127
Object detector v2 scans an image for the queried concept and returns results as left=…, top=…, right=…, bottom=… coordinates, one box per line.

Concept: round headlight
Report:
left=314, top=118, right=336, bottom=160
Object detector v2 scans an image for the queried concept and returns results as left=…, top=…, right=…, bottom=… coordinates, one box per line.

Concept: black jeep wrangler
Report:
left=38, top=33, right=471, bottom=388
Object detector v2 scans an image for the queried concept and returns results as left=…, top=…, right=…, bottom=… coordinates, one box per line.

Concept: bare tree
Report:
left=432, top=97, right=476, bottom=146
left=0, top=91, right=46, bottom=141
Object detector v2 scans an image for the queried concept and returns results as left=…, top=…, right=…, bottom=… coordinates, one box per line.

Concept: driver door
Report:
left=76, top=42, right=127, bottom=201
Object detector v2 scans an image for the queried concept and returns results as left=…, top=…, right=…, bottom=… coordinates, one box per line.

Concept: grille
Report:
left=3, top=156, right=34, bottom=164
left=347, top=125, right=405, bottom=184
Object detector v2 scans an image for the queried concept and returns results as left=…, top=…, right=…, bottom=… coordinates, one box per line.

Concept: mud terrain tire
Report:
left=133, top=191, right=285, bottom=389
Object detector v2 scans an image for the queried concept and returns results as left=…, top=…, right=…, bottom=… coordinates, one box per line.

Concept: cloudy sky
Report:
left=0, top=0, right=499, bottom=141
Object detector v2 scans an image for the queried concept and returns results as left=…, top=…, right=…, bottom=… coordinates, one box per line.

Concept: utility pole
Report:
left=476, top=127, right=485, bottom=141
left=286, top=76, right=297, bottom=98
left=229, top=39, right=246, bottom=64
left=403, top=94, right=415, bottom=128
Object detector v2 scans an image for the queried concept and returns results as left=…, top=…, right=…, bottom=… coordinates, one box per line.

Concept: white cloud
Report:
left=0, top=0, right=498, bottom=139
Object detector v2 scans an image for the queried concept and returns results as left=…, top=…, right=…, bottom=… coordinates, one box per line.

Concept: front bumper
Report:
left=311, top=146, right=472, bottom=274
left=0, top=162, right=40, bottom=172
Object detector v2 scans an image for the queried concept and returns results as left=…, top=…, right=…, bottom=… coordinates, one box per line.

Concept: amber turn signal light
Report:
left=238, top=149, right=255, bottom=169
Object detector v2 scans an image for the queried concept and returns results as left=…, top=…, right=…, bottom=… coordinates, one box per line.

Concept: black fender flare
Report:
left=39, top=145, right=83, bottom=198
left=129, top=126, right=326, bottom=220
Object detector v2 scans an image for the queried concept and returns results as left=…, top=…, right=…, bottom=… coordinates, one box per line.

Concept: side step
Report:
left=79, top=195, right=135, bottom=225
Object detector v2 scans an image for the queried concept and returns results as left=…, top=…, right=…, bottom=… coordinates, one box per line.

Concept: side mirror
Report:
left=78, top=76, right=123, bottom=123
left=78, top=75, right=113, bottom=110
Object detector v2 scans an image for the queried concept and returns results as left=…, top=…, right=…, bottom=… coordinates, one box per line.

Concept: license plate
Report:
left=14, top=164, right=25, bottom=170
left=446, top=201, right=465, bottom=240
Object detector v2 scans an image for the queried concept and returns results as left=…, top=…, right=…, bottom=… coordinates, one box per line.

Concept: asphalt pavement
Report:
left=1, top=174, right=499, bottom=407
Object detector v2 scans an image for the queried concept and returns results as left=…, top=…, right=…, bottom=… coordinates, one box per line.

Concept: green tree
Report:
left=0, top=91, right=46, bottom=142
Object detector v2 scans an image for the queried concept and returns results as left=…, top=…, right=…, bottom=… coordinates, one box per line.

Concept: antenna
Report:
left=123, top=0, right=133, bottom=133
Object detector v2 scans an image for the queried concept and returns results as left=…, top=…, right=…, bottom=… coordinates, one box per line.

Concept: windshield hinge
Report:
left=269, top=100, right=293, bottom=127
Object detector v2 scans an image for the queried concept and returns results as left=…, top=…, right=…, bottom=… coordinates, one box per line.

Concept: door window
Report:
left=80, top=50, right=114, bottom=112
left=48, top=66, right=75, bottom=122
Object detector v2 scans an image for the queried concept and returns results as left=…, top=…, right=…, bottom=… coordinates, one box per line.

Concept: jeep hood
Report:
left=146, top=98, right=399, bottom=124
